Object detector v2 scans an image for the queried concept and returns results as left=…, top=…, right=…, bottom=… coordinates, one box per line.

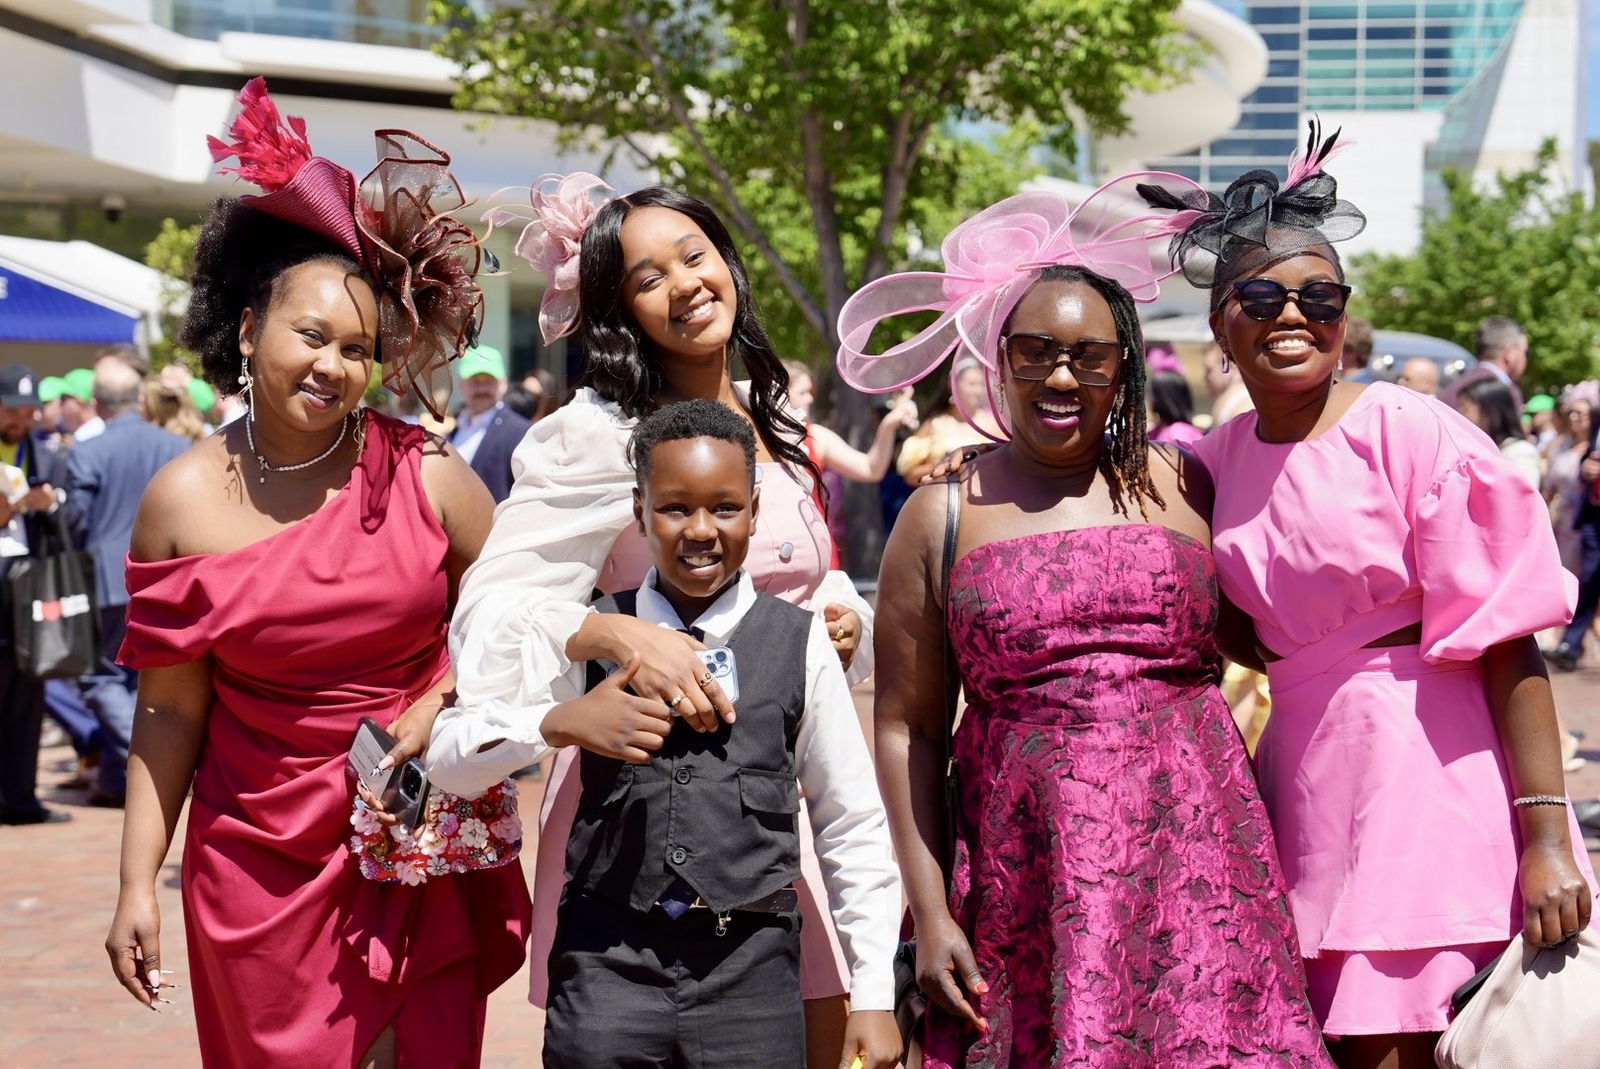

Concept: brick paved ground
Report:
left=5, top=671, right=1600, bottom=1067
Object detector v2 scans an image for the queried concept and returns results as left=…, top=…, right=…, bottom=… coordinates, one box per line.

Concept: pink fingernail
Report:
left=974, top=981, right=990, bottom=995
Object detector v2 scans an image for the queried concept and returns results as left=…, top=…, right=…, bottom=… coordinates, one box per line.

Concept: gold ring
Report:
left=834, top=624, right=846, bottom=641
left=696, top=671, right=715, bottom=688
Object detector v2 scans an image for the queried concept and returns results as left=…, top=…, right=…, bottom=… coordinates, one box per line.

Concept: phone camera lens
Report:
left=402, top=766, right=422, bottom=794
left=715, top=651, right=727, bottom=664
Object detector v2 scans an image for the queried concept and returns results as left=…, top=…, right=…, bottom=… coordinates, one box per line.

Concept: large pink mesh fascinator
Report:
left=482, top=172, right=615, bottom=344
left=836, top=173, right=1209, bottom=438
left=207, top=77, right=489, bottom=416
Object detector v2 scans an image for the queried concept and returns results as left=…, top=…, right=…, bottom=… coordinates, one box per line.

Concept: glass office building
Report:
left=1151, top=1, right=1526, bottom=189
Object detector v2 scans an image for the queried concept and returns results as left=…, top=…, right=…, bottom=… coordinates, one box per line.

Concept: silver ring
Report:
left=668, top=694, right=686, bottom=709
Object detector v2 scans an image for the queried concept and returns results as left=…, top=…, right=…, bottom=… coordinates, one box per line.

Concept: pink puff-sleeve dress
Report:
left=119, top=413, right=531, bottom=1068
left=1189, top=382, right=1595, bottom=1037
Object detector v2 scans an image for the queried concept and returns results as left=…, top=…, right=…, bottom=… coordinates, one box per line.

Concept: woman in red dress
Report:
left=102, top=81, right=530, bottom=1067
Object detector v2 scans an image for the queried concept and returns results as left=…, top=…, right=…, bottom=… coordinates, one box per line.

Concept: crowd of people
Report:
left=0, top=76, right=1594, bottom=1069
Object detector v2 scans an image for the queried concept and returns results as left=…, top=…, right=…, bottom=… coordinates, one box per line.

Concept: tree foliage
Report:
left=143, top=217, right=200, bottom=372
left=432, top=0, right=1186, bottom=374
left=1353, top=143, right=1600, bottom=390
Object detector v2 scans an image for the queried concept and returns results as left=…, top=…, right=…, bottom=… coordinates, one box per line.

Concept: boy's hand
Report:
left=837, top=1010, right=901, bottom=1069
left=542, top=655, right=674, bottom=763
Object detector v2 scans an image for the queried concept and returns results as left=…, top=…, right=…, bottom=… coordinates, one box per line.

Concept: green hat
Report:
left=187, top=378, right=217, bottom=414
left=60, top=367, right=95, bottom=402
left=1525, top=393, right=1556, bottom=415
left=38, top=376, right=66, bottom=403
left=456, top=344, right=506, bottom=382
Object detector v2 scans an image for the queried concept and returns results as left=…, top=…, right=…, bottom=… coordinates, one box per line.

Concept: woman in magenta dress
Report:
left=103, top=82, right=529, bottom=1067
left=843, top=181, right=1330, bottom=1066
left=432, top=179, right=877, bottom=1067
left=1140, top=125, right=1595, bottom=1067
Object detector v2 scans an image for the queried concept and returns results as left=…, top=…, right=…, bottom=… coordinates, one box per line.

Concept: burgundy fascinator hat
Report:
left=835, top=172, right=1209, bottom=440
left=207, top=77, right=488, bottom=415
left=1136, top=119, right=1366, bottom=300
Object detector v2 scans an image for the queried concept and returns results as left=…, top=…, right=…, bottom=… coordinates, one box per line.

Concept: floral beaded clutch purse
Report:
left=349, top=778, right=523, bottom=884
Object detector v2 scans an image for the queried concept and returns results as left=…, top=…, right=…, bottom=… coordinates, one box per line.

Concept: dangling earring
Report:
left=1219, top=348, right=1233, bottom=375
left=237, top=358, right=254, bottom=411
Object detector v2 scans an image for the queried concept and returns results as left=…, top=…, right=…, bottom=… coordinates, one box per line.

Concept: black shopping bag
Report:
left=8, top=511, right=98, bottom=679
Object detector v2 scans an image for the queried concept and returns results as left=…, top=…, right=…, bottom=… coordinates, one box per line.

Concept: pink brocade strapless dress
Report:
left=926, top=526, right=1330, bottom=1068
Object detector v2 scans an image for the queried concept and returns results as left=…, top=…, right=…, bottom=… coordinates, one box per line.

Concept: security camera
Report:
left=101, top=194, right=127, bottom=223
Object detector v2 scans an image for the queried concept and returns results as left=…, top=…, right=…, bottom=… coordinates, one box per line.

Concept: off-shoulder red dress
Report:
left=120, top=412, right=530, bottom=1068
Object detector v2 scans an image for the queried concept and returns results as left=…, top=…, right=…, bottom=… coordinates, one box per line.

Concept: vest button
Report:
left=674, top=767, right=692, bottom=785
left=779, top=540, right=794, bottom=562
left=669, top=847, right=688, bottom=865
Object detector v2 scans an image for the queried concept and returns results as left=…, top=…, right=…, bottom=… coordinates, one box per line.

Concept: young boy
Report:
left=432, top=400, right=902, bottom=1068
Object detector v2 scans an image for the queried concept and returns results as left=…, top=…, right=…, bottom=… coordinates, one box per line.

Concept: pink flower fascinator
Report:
left=483, top=172, right=615, bottom=344
left=1145, top=347, right=1183, bottom=375
left=835, top=172, right=1209, bottom=438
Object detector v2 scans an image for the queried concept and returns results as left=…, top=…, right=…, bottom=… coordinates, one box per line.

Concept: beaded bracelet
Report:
left=1512, top=795, right=1571, bottom=808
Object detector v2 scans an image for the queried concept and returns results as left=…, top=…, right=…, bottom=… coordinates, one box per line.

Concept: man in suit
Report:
left=0, top=364, right=74, bottom=824
left=450, top=345, right=532, bottom=503
left=67, top=358, right=189, bottom=806
left=1440, top=315, right=1527, bottom=413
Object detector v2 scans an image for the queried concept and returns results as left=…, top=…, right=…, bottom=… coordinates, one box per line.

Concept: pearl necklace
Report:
left=245, top=411, right=351, bottom=484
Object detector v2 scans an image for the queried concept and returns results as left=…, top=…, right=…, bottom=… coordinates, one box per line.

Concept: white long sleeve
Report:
left=430, top=390, right=635, bottom=796
left=793, top=613, right=900, bottom=1010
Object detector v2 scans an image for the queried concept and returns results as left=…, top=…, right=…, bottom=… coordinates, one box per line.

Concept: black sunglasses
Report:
left=1232, top=279, right=1352, bottom=323
left=1001, top=334, right=1123, bottom=386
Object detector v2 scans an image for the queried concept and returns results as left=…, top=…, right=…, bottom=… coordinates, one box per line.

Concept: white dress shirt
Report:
left=430, top=568, right=901, bottom=1009
left=450, top=401, right=500, bottom=465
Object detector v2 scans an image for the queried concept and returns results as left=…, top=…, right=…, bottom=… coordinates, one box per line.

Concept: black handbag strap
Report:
left=939, top=475, right=962, bottom=884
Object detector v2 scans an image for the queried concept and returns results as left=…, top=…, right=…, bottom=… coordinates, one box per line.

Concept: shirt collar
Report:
left=636, top=568, right=755, bottom=644
left=458, top=402, right=502, bottom=432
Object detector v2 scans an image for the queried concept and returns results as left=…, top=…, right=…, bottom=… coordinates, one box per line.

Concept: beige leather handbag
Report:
left=1434, top=928, right=1600, bottom=1069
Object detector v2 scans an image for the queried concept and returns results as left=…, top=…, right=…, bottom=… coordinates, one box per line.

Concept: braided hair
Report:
left=1012, top=264, right=1164, bottom=517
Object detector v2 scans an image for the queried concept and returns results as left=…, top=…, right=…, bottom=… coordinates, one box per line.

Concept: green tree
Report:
left=144, top=217, right=200, bottom=372
left=1353, top=143, right=1600, bottom=390
left=432, top=0, right=1189, bottom=568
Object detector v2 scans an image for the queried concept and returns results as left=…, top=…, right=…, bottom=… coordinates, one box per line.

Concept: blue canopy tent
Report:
left=0, top=260, right=141, bottom=345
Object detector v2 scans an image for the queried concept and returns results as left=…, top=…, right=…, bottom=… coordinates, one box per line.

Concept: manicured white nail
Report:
left=148, top=969, right=161, bottom=990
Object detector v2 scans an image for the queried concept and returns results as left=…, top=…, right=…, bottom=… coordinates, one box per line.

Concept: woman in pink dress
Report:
left=1141, top=124, right=1595, bottom=1068
left=431, top=179, right=877, bottom=1068
left=103, top=81, right=530, bottom=1067
left=840, top=182, right=1330, bottom=1067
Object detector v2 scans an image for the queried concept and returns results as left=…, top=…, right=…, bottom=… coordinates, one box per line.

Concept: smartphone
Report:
left=347, top=717, right=430, bottom=830
left=696, top=646, right=739, bottom=704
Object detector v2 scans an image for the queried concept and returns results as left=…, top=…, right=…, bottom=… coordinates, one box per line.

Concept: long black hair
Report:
left=1148, top=369, right=1197, bottom=428
left=1460, top=376, right=1525, bottom=446
left=1010, top=264, right=1164, bottom=516
left=182, top=198, right=372, bottom=393
left=572, top=187, right=816, bottom=483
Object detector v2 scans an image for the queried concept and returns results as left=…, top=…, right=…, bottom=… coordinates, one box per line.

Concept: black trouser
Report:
left=0, top=641, right=47, bottom=817
left=1562, top=512, right=1600, bottom=651
left=543, top=889, right=804, bottom=1069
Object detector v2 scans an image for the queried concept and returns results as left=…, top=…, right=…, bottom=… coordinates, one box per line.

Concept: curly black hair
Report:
left=573, top=187, right=817, bottom=488
left=181, top=198, right=374, bottom=393
left=1006, top=264, right=1165, bottom=517
left=628, top=398, right=757, bottom=491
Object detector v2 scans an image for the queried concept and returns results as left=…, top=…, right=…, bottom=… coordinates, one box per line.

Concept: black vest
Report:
left=566, top=588, right=810, bottom=914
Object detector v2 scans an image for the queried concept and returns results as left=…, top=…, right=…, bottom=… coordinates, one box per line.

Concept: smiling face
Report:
left=619, top=206, right=738, bottom=368
left=1211, top=251, right=1346, bottom=399
left=999, top=278, right=1123, bottom=471
left=634, top=436, right=759, bottom=621
left=238, top=258, right=376, bottom=433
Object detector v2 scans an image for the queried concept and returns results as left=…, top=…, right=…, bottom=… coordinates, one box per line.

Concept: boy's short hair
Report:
left=628, top=399, right=757, bottom=489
